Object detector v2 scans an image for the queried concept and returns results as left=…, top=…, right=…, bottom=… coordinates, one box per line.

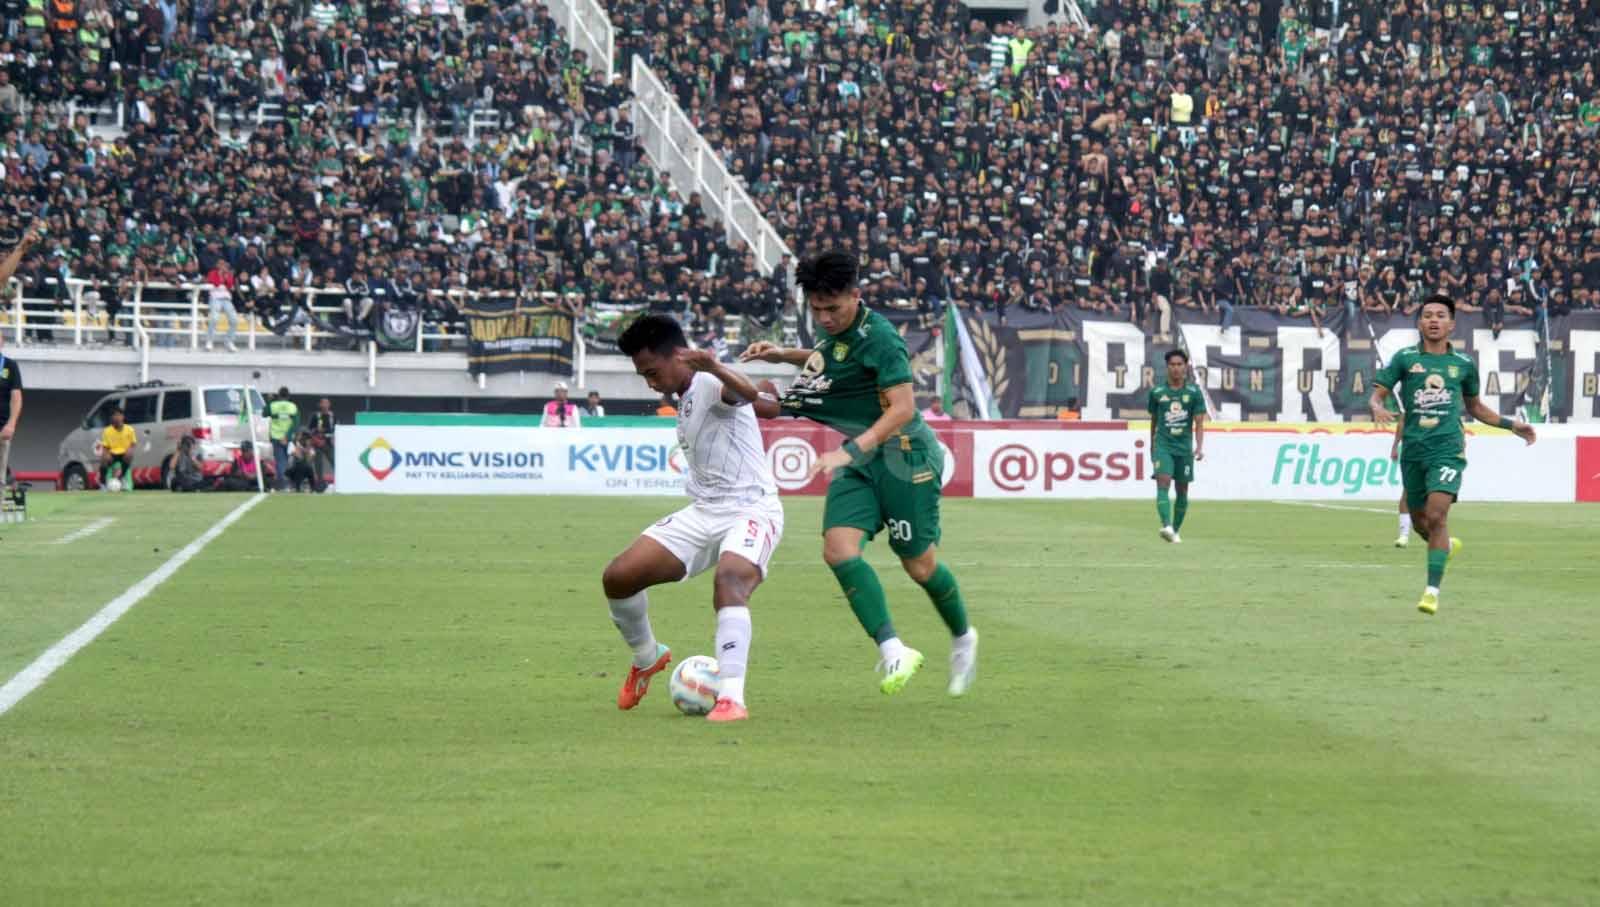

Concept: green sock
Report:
left=1427, top=548, right=1448, bottom=588
left=1156, top=486, right=1172, bottom=527
left=918, top=563, right=970, bottom=637
left=831, top=557, right=896, bottom=644
left=1173, top=491, right=1189, bottom=531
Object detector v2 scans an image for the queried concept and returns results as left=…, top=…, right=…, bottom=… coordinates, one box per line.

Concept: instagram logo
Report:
left=768, top=437, right=817, bottom=490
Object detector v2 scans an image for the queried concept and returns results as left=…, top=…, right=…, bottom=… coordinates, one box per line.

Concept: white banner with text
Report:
left=335, top=426, right=686, bottom=495
left=972, top=430, right=1575, bottom=501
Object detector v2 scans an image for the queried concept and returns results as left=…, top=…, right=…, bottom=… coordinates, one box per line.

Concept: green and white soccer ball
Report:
left=669, top=655, right=721, bottom=716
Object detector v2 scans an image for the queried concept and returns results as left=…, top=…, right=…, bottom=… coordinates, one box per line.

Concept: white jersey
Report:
left=676, top=371, right=777, bottom=508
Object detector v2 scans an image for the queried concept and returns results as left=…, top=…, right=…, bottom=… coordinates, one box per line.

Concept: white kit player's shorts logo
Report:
left=768, top=437, right=817, bottom=490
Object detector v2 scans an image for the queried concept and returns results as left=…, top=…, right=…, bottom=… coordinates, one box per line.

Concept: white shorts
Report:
left=642, top=496, right=785, bottom=580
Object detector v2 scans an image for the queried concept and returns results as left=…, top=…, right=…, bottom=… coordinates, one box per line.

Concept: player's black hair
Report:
left=1164, top=348, right=1189, bottom=364
left=617, top=313, right=688, bottom=357
left=795, top=249, right=859, bottom=296
left=111, top=406, right=125, bottom=416
left=1421, top=293, right=1456, bottom=316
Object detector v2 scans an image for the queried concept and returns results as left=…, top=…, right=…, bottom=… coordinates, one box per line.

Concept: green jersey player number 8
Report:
left=740, top=250, right=978, bottom=698
left=1369, top=293, right=1537, bottom=617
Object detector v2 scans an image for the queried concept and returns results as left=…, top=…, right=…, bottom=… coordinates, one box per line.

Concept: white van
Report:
left=57, top=382, right=270, bottom=489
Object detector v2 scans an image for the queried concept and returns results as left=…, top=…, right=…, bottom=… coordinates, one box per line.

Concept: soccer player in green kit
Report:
left=741, top=250, right=978, bottom=696
left=1370, top=293, right=1537, bottom=615
left=1148, top=349, right=1207, bottom=543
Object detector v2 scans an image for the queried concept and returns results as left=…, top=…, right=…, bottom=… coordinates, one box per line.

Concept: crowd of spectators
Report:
left=6, top=0, right=1600, bottom=354
left=617, top=0, right=1600, bottom=337
left=0, top=0, right=787, bottom=351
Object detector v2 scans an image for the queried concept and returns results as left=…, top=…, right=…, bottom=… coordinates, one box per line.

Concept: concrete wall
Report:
left=12, top=344, right=791, bottom=401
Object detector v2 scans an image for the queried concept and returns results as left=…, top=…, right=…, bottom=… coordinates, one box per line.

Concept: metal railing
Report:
left=630, top=56, right=793, bottom=277
left=2, top=277, right=789, bottom=370
left=2, top=278, right=582, bottom=357
left=544, top=0, right=615, bottom=82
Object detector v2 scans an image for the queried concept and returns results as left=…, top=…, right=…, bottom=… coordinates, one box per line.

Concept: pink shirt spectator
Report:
left=543, top=401, right=582, bottom=427
left=922, top=402, right=952, bottom=422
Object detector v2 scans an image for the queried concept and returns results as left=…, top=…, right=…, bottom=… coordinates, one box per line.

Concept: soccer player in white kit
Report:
left=602, top=315, right=783, bottom=722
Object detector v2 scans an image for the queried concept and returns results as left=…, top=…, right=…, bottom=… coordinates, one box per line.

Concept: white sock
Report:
left=607, top=591, right=658, bottom=668
left=1399, top=513, right=1412, bottom=537
left=1425, top=585, right=1440, bottom=597
left=952, top=628, right=978, bottom=650
left=714, top=606, right=752, bottom=704
left=877, top=636, right=908, bottom=661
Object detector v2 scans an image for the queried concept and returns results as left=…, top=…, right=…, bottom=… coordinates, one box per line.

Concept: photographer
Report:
left=169, top=436, right=207, bottom=492
left=217, top=441, right=262, bottom=492
left=285, top=431, right=323, bottom=493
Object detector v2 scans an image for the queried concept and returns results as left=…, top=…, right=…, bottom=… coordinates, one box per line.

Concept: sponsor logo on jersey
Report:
left=1412, top=373, right=1453, bottom=413
left=1410, top=362, right=1426, bottom=373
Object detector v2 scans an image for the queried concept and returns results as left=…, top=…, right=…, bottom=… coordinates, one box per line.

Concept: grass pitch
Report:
left=3, top=494, right=1599, bottom=905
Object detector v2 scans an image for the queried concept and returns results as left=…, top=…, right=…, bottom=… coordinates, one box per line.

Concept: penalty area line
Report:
left=1271, top=500, right=1395, bottom=515
left=53, top=516, right=116, bottom=545
left=0, top=494, right=267, bottom=718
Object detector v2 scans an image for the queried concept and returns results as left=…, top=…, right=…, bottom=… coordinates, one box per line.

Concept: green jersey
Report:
left=781, top=306, right=936, bottom=451
left=1373, top=343, right=1479, bottom=461
left=1147, top=381, right=1205, bottom=452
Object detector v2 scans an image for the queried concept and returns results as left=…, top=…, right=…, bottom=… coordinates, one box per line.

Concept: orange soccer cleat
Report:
left=706, top=698, right=748, bottom=722
left=616, top=645, right=671, bottom=710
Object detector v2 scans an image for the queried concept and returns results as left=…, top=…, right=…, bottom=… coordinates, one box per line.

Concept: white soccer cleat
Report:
left=1160, top=526, right=1177, bottom=543
left=1171, top=532, right=1182, bottom=544
left=1395, top=535, right=1410, bottom=548
left=947, top=629, right=979, bottom=697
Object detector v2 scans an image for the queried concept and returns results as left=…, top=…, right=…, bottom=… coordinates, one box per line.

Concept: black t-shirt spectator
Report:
left=0, top=353, right=21, bottom=425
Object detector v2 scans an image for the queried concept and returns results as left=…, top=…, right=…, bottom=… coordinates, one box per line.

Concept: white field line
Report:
left=52, top=517, right=116, bottom=545
left=0, top=494, right=267, bottom=718
left=1271, top=500, right=1395, bottom=515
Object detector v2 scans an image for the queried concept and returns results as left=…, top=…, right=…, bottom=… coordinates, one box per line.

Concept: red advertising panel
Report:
left=758, top=423, right=976, bottom=497
left=1578, top=437, right=1600, bottom=503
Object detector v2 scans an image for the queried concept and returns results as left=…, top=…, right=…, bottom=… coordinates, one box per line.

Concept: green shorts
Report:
left=822, top=444, right=943, bottom=559
left=1152, top=447, right=1195, bottom=483
left=1401, top=454, right=1466, bottom=511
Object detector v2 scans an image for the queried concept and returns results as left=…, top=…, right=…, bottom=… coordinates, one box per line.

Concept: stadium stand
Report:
left=4, top=0, right=1600, bottom=357
left=617, top=0, right=1600, bottom=328
left=1, top=0, right=788, bottom=353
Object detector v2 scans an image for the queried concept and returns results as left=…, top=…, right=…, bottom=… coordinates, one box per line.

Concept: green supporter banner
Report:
left=876, top=306, right=1600, bottom=422
left=462, top=298, right=575, bottom=375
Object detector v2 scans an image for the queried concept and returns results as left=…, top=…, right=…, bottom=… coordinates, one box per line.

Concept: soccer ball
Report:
left=106, top=477, right=124, bottom=493
left=669, top=655, right=722, bottom=716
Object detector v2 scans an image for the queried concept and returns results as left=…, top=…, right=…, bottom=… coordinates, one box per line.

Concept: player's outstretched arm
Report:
left=678, top=348, right=784, bottom=417
left=808, top=382, right=916, bottom=479
left=1467, top=397, right=1537, bottom=445
left=739, top=341, right=812, bottom=367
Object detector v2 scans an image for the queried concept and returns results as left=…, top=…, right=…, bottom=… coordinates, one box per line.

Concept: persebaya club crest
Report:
left=833, top=342, right=849, bottom=362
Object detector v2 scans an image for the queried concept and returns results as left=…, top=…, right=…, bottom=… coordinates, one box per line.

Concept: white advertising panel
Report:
left=974, top=430, right=1575, bottom=502
left=336, top=426, right=686, bottom=495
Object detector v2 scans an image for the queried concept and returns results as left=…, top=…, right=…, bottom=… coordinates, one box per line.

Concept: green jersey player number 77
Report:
left=1368, top=293, right=1536, bottom=617
left=740, top=250, right=978, bottom=697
